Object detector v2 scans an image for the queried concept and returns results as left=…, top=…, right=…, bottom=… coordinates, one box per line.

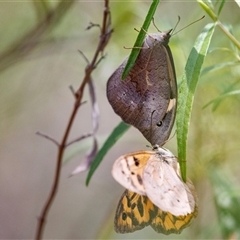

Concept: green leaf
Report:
left=197, top=0, right=218, bottom=21
left=176, top=23, right=216, bottom=182
left=86, top=121, right=130, bottom=186
left=217, top=0, right=226, bottom=16
left=203, top=89, right=240, bottom=111
left=201, top=61, right=239, bottom=76
left=121, top=0, right=160, bottom=79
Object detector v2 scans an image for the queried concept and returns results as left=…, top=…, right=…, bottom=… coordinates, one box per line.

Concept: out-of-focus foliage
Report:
left=0, top=1, right=240, bottom=239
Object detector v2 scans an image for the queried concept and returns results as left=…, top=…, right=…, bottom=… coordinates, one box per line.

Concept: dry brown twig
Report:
left=35, top=1, right=113, bottom=239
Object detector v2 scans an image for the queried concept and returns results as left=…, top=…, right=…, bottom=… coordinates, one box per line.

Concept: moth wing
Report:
left=150, top=205, right=198, bottom=234
left=114, top=190, right=157, bottom=233
left=112, top=151, right=153, bottom=195
left=143, top=156, right=196, bottom=216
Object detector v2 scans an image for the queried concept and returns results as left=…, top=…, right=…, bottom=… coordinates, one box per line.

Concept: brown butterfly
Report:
left=107, top=30, right=177, bottom=146
left=114, top=189, right=198, bottom=234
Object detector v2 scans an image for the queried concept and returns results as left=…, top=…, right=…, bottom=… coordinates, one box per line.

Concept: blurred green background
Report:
left=0, top=1, right=240, bottom=239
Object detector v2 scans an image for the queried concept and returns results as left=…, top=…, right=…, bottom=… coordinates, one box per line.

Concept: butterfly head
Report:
left=145, top=29, right=172, bottom=48
left=152, top=145, right=174, bottom=157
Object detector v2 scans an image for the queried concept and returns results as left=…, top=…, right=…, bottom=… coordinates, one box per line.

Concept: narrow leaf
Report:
left=203, top=89, right=240, bottom=110
left=197, top=0, right=218, bottom=21
left=70, top=138, right=98, bottom=176
left=201, top=61, right=238, bottom=76
left=176, top=23, right=216, bottom=182
left=86, top=121, right=130, bottom=185
left=217, top=0, right=226, bottom=16
left=69, top=78, right=100, bottom=176
left=121, top=0, right=160, bottom=79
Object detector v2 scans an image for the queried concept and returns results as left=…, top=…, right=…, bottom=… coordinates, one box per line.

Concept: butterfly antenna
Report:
left=172, top=16, right=181, bottom=35
left=172, top=15, right=205, bottom=36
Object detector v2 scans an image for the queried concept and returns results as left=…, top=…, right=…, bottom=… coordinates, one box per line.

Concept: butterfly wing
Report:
left=114, top=190, right=198, bottom=234
left=112, top=151, right=154, bottom=195
left=107, top=32, right=177, bottom=146
left=114, top=190, right=157, bottom=233
left=143, top=154, right=196, bottom=216
left=150, top=205, right=198, bottom=235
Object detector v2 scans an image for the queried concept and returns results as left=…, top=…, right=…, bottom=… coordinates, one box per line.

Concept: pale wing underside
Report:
left=143, top=156, right=195, bottom=216
left=112, top=151, right=154, bottom=195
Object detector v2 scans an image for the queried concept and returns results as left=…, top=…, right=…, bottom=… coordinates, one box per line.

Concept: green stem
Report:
left=217, top=21, right=240, bottom=50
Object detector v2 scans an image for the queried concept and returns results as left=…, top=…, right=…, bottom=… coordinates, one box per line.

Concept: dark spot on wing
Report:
left=131, top=203, right=136, bottom=209
left=122, top=212, right=127, bottom=220
left=133, top=156, right=140, bottom=166
left=137, top=174, right=143, bottom=185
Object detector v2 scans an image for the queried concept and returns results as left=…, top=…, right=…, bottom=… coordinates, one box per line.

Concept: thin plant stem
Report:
left=35, top=1, right=112, bottom=239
